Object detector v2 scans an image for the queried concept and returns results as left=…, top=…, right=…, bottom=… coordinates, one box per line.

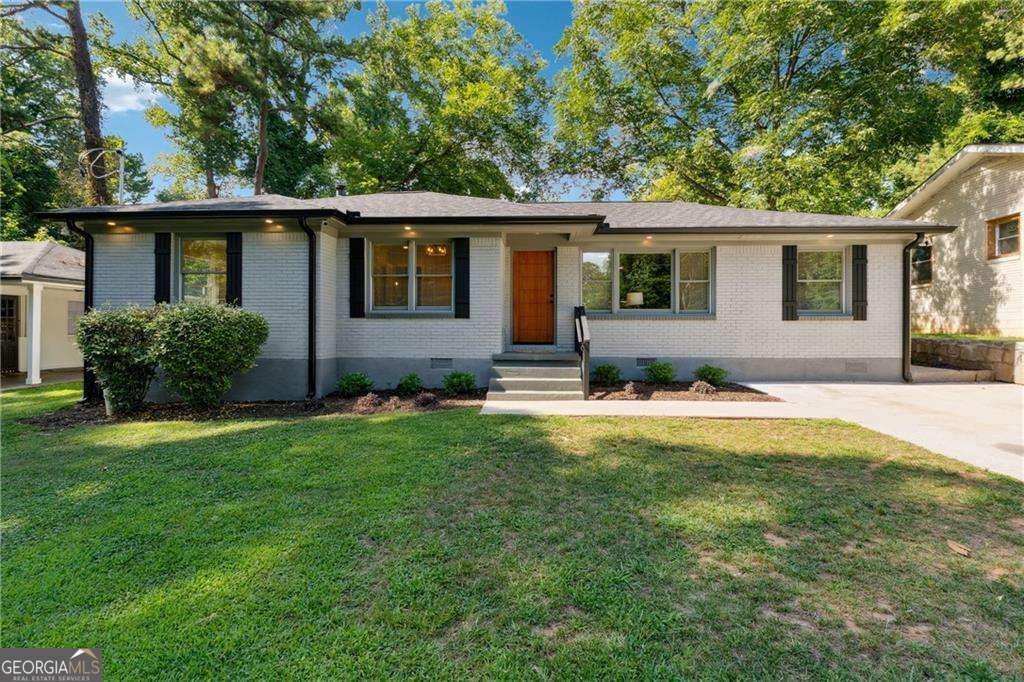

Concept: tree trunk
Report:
left=66, top=0, right=112, bottom=205
left=253, top=98, right=270, bottom=195
left=205, top=165, right=218, bottom=198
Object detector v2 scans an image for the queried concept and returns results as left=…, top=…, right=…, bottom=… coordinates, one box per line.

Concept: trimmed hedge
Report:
left=694, top=364, right=728, bottom=387
left=592, top=363, right=622, bottom=385
left=643, top=361, right=676, bottom=384
left=337, top=372, right=374, bottom=398
left=442, top=371, right=476, bottom=396
left=75, top=305, right=161, bottom=414
left=151, top=302, right=269, bottom=410
left=395, top=373, right=424, bottom=397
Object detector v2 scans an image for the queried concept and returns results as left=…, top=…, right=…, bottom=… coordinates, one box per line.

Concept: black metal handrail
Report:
left=574, top=305, right=590, bottom=400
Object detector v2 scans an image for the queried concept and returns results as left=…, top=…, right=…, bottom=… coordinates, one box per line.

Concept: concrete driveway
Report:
left=483, top=382, right=1024, bottom=481
left=748, top=382, right=1023, bottom=481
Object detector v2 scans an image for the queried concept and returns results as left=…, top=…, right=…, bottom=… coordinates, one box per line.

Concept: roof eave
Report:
left=594, top=224, right=957, bottom=235
left=35, top=207, right=350, bottom=222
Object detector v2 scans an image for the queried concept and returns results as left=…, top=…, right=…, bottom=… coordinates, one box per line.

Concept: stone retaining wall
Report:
left=912, top=338, right=1023, bottom=384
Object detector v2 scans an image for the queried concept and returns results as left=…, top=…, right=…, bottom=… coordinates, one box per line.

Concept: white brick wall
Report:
left=579, top=243, right=902, bottom=359
left=242, top=231, right=307, bottom=359
left=93, top=233, right=154, bottom=307
left=909, top=155, right=1024, bottom=336
left=555, top=245, right=581, bottom=349
left=336, top=236, right=504, bottom=358
left=317, top=233, right=337, bottom=359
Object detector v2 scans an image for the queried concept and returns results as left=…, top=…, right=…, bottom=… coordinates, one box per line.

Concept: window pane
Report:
left=373, top=275, right=409, bottom=307
left=678, top=251, right=709, bottom=281
left=679, top=281, right=709, bottom=311
left=912, top=246, right=932, bottom=284
left=372, top=243, right=408, bottom=276
left=619, top=253, right=671, bottom=309
left=417, top=276, right=451, bottom=307
left=797, top=281, right=841, bottom=311
left=998, top=219, right=1019, bottom=239
left=582, top=252, right=612, bottom=310
left=996, top=220, right=1019, bottom=255
left=182, top=239, right=226, bottom=273
left=183, top=273, right=226, bottom=303
left=797, top=251, right=841, bottom=280
left=416, top=243, right=451, bottom=275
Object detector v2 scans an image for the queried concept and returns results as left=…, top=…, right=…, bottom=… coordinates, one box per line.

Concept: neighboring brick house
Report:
left=888, top=144, right=1024, bottom=336
left=39, top=192, right=952, bottom=401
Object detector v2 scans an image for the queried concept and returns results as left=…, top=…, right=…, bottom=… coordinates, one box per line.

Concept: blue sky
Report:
left=26, top=0, right=594, bottom=200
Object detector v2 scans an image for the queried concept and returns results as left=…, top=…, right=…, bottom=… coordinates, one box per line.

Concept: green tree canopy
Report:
left=317, top=0, right=550, bottom=199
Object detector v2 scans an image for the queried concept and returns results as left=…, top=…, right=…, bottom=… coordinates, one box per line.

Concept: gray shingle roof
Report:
left=532, top=201, right=940, bottom=232
left=36, top=190, right=953, bottom=233
left=1, top=241, right=84, bottom=283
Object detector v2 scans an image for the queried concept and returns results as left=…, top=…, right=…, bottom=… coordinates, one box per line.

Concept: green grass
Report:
left=3, top=384, right=1023, bottom=679
left=915, top=332, right=1024, bottom=343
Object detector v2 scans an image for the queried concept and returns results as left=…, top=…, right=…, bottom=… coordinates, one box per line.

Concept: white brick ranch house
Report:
left=39, top=192, right=953, bottom=401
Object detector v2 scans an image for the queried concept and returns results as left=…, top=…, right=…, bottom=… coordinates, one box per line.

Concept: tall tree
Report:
left=552, top=0, right=1015, bottom=214
left=317, top=0, right=549, bottom=198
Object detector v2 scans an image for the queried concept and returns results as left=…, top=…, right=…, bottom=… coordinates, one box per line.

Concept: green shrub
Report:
left=395, top=372, right=423, bottom=397
left=75, top=305, right=161, bottom=414
left=151, top=302, right=269, bottom=410
left=643, top=361, right=676, bottom=384
left=592, top=363, right=622, bottom=385
left=337, top=372, right=374, bottom=398
left=693, top=364, right=729, bottom=387
left=442, top=371, right=476, bottom=396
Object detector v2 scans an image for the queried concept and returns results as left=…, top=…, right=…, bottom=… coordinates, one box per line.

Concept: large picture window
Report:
left=797, top=250, right=843, bottom=312
left=182, top=238, right=227, bottom=304
left=580, top=248, right=714, bottom=314
left=582, top=251, right=612, bottom=311
left=371, top=240, right=453, bottom=311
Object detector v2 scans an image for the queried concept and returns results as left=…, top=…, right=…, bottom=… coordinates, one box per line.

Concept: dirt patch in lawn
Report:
left=20, top=389, right=485, bottom=432
left=590, top=381, right=781, bottom=401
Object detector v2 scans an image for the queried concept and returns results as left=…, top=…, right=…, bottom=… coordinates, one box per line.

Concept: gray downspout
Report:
left=65, top=219, right=100, bottom=402
left=298, top=217, right=317, bottom=401
left=902, top=232, right=924, bottom=383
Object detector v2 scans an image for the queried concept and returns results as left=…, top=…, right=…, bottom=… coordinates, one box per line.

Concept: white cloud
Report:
left=102, top=71, right=160, bottom=113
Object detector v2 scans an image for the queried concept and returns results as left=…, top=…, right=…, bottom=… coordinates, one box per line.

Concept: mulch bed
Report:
left=590, top=381, right=781, bottom=402
left=20, top=389, right=487, bottom=432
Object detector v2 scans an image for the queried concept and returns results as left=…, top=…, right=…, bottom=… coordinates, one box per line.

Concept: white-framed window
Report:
left=181, top=237, right=227, bottom=304
left=370, top=239, right=453, bottom=312
left=797, top=249, right=844, bottom=313
left=67, top=300, right=84, bottom=335
left=580, top=248, right=714, bottom=314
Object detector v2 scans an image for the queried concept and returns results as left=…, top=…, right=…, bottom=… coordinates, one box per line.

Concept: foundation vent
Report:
left=430, top=357, right=454, bottom=369
left=635, top=357, right=657, bottom=368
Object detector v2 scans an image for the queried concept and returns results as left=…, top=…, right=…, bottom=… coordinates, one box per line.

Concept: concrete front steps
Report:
left=487, top=351, right=584, bottom=401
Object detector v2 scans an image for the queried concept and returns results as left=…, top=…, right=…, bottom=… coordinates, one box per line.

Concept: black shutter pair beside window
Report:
left=348, top=236, right=469, bottom=318
left=781, top=244, right=867, bottom=320
left=154, top=232, right=242, bottom=305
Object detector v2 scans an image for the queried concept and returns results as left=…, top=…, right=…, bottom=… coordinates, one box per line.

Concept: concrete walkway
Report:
left=482, top=382, right=1024, bottom=481
left=1, top=369, right=81, bottom=391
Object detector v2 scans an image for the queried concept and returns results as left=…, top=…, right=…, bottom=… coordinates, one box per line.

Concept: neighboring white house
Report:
left=888, top=144, right=1023, bottom=336
left=39, top=192, right=952, bottom=401
left=0, top=241, right=85, bottom=384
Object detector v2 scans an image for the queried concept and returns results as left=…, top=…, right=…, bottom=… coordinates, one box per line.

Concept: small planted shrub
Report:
left=151, top=302, right=269, bottom=410
left=414, top=391, right=439, bottom=408
left=592, top=363, right=622, bottom=385
left=442, top=371, right=476, bottom=396
left=337, top=372, right=374, bottom=398
left=694, top=364, right=729, bottom=387
left=75, top=305, right=161, bottom=414
left=689, top=379, right=717, bottom=395
left=395, top=372, right=424, bottom=397
left=643, top=361, right=676, bottom=384
left=354, top=392, right=383, bottom=414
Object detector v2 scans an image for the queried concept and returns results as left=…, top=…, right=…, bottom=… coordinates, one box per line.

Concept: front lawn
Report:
left=2, top=384, right=1022, bottom=678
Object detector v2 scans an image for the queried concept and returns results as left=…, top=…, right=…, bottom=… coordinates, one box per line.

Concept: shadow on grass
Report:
left=1, top=408, right=1021, bottom=678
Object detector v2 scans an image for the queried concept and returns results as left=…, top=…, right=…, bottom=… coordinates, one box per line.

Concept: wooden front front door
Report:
left=1, top=295, right=18, bottom=374
left=513, top=250, right=555, bottom=344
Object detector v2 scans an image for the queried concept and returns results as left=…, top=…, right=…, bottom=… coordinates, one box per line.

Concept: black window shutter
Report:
left=453, top=237, right=470, bottom=318
left=350, top=237, right=365, bottom=318
left=782, top=245, right=797, bottom=321
left=852, top=244, right=867, bottom=320
left=154, top=232, right=171, bottom=303
left=226, top=232, right=242, bottom=306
